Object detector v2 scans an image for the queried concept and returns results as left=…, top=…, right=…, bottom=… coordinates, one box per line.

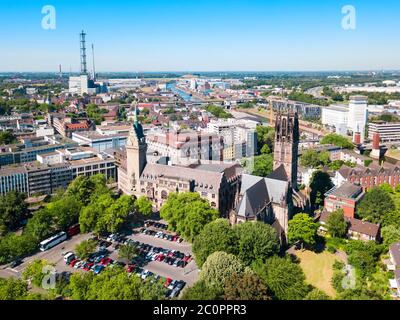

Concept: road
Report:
left=306, top=86, right=325, bottom=99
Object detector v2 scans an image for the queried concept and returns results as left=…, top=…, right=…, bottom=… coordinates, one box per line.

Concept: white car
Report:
left=74, top=261, right=85, bottom=269
left=155, top=231, right=163, bottom=238
left=140, top=270, right=150, bottom=280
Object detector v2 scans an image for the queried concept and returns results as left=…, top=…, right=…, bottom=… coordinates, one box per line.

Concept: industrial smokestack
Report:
left=80, top=30, right=87, bottom=75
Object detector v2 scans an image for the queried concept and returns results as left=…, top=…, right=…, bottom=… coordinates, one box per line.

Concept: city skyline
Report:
left=1, top=0, right=400, bottom=72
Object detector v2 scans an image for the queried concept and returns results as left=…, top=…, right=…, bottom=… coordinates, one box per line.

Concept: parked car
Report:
left=83, top=262, right=94, bottom=271
left=74, top=261, right=85, bottom=269
left=10, top=259, right=23, bottom=268
left=69, top=259, right=78, bottom=267
left=168, top=279, right=178, bottom=290
left=169, top=287, right=181, bottom=298
left=93, top=265, right=105, bottom=275
left=164, top=278, right=172, bottom=288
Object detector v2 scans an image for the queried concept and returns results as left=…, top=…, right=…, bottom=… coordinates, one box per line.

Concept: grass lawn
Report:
left=294, top=250, right=342, bottom=298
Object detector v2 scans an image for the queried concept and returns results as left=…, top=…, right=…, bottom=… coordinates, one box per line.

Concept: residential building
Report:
left=318, top=211, right=380, bottom=242
left=324, top=182, right=365, bottom=218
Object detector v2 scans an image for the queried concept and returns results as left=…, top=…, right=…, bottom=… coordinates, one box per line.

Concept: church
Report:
left=118, top=110, right=305, bottom=240
left=230, top=112, right=307, bottom=241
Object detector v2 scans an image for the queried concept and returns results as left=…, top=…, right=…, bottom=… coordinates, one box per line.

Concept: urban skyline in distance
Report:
left=2, top=0, right=400, bottom=72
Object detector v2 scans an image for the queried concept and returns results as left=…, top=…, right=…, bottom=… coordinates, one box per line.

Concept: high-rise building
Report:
left=348, top=95, right=368, bottom=142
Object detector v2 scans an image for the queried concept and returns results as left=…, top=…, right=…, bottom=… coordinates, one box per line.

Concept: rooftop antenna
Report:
left=59, top=64, right=62, bottom=78
left=80, top=30, right=87, bottom=75
left=91, top=43, right=96, bottom=81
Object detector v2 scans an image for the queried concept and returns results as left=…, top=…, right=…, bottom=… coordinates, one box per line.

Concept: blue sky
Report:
left=0, top=0, right=399, bottom=72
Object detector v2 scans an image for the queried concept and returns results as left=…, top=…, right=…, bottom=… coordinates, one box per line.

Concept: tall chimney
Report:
left=372, top=132, right=380, bottom=150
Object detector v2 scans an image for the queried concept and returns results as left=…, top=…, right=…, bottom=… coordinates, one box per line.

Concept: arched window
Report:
left=211, top=202, right=217, bottom=208
left=161, top=190, right=168, bottom=200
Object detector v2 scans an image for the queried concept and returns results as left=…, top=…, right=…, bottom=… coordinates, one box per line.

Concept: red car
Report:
left=164, top=278, right=172, bottom=288
left=156, top=254, right=165, bottom=262
left=69, top=259, right=78, bottom=267
left=84, top=263, right=94, bottom=271
left=100, top=257, right=113, bottom=266
left=183, top=255, right=191, bottom=262
left=126, top=264, right=136, bottom=273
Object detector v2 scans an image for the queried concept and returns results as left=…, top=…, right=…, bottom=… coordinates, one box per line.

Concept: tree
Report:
left=118, top=243, right=138, bottom=263
left=193, top=219, right=238, bottom=267
left=0, top=191, right=28, bottom=234
left=75, top=239, right=97, bottom=260
left=300, top=150, right=330, bottom=168
left=256, top=125, right=275, bottom=154
left=288, top=213, right=319, bottom=248
left=79, top=194, right=114, bottom=234
left=160, top=192, right=219, bottom=242
left=252, top=256, right=310, bottom=300
left=181, top=280, right=223, bottom=300
left=23, top=259, right=54, bottom=288
left=251, top=154, right=274, bottom=177
left=320, top=133, right=353, bottom=149
left=24, top=209, right=55, bottom=241
left=46, top=196, right=82, bottom=231
left=357, top=187, right=395, bottom=224
left=0, top=278, right=29, bottom=300
left=0, top=130, right=17, bottom=145
left=309, top=171, right=333, bottom=208
left=200, top=251, right=245, bottom=290
left=96, top=195, right=134, bottom=234
left=134, top=196, right=153, bottom=217
left=326, top=210, right=348, bottom=238
left=233, top=222, right=280, bottom=266
left=224, top=272, right=271, bottom=300
left=69, top=268, right=166, bottom=300
left=381, top=225, right=400, bottom=248
left=0, top=233, right=38, bottom=264
left=67, top=174, right=111, bottom=206
left=304, top=288, right=330, bottom=300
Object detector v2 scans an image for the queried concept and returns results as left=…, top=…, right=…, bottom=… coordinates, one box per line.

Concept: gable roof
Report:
left=267, top=164, right=288, bottom=182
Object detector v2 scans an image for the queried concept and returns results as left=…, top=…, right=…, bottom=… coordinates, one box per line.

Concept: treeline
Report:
left=0, top=174, right=152, bottom=264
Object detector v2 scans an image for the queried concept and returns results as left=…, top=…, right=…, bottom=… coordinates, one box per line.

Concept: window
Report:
left=161, top=190, right=168, bottom=199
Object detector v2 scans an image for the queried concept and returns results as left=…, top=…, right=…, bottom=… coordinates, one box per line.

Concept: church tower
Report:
left=273, top=112, right=299, bottom=187
left=126, top=106, right=147, bottom=193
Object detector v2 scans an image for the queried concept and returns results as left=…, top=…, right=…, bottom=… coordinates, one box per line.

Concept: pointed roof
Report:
left=267, top=164, right=288, bottom=182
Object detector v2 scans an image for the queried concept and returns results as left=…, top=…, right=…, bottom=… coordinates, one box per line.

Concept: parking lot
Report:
left=0, top=220, right=199, bottom=296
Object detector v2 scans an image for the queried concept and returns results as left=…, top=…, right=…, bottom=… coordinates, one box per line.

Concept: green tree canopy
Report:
left=22, top=259, right=54, bottom=288
left=46, top=196, right=82, bottom=231
left=75, top=239, right=97, bottom=260
left=180, top=280, right=223, bottom=300
left=193, top=219, right=238, bottom=268
left=160, top=192, right=219, bottom=242
left=0, top=130, right=17, bottom=145
left=320, top=133, right=354, bottom=149
left=252, top=256, right=310, bottom=300
left=233, top=222, right=280, bottom=266
left=0, top=191, right=28, bottom=234
left=309, top=171, right=333, bottom=208
left=357, top=187, right=395, bottom=224
left=0, top=278, right=29, bottom=300
left=224, top=272, right=271, bottom=300
left=304, top=288, right=330, bottom=300
left=118, top=243, right=138, bottom=263
left=251, top=154, right=274, bottom=177
left=134, top=196, right=153, bottom=217
left=199, top=251, right=245, bottom=291
left=326, top=210, right=348, bottom=238
left=381, top=225, right=400, bottom=248
left=288, top=213, right=319, bottom=248
left=300, top=150, right=330, bottom=168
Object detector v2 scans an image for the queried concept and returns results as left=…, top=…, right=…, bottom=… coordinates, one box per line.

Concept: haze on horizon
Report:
left=1, top=0, right=399, bottom=73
